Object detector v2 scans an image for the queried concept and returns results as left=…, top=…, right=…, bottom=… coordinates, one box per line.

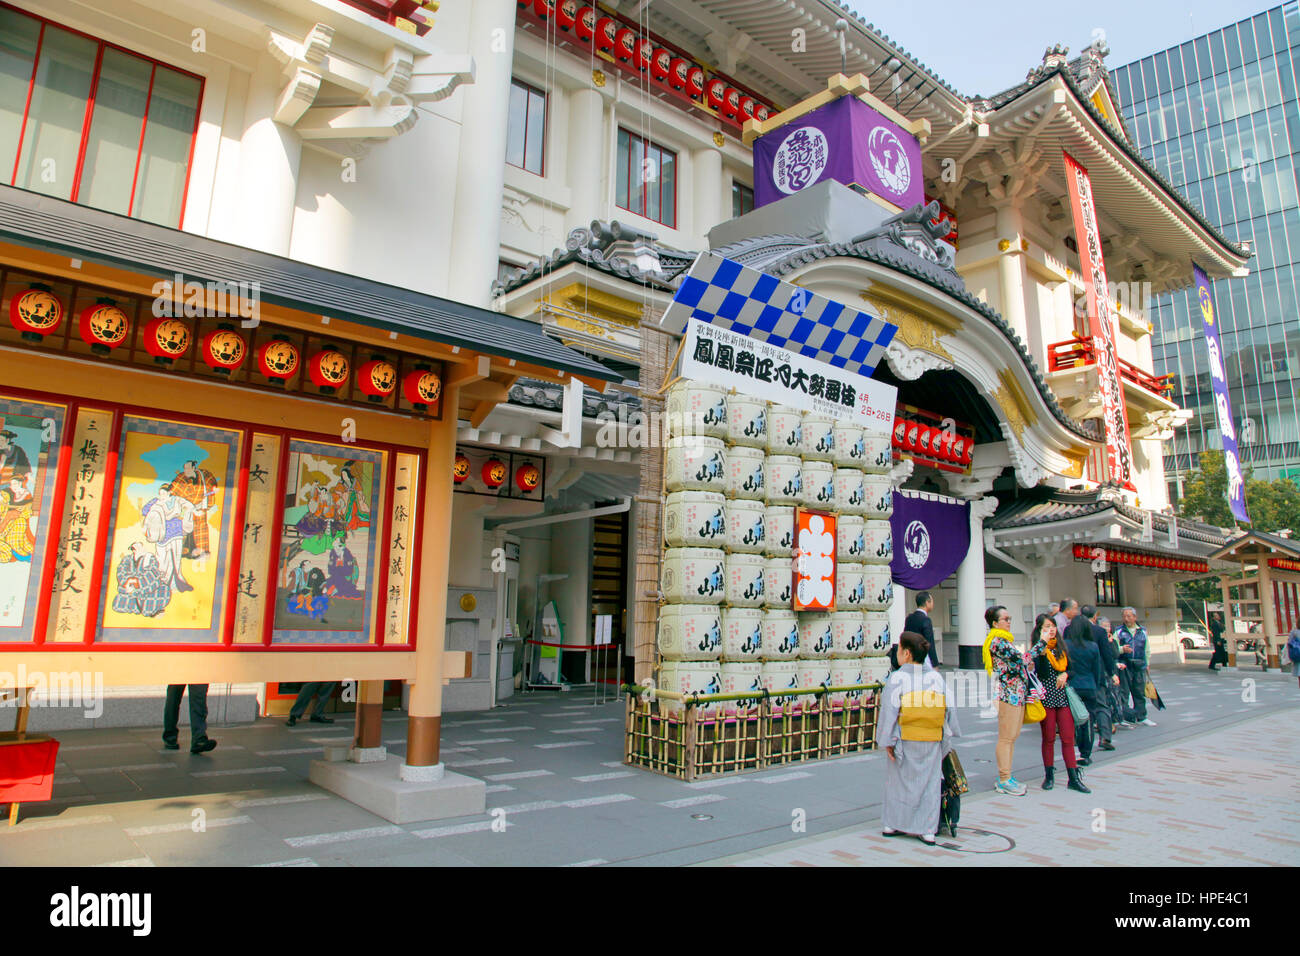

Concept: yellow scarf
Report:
left=983, top=627, right=1014, bottom=674
left=1045, top=636, right=1068, bottom=671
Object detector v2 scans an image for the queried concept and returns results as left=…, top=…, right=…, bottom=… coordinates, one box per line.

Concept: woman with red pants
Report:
left=1030, top=614, right=1090, bottom=793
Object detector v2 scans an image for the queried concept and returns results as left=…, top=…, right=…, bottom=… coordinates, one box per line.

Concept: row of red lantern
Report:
left=1267, top=558, right=1300, bottom=573
left=10, top=283, right=443, bottom=407
left=521, top=0, right=771, bottom=123
left=455, top=453, right=541, bottom=492
left=892, top=419, right=973, bottom=466
left=1071, top=544, right=1209, bottom=574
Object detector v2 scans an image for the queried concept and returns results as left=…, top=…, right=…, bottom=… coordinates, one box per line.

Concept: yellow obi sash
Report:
left=898, top=689, right=946, bottom=742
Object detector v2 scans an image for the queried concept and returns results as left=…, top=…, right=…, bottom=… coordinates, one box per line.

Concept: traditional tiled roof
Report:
left=1211, top=529, right=1300, bottom=560
left=988, top=485, right=1230, bottom=547
left=493, top=220, right=683, bottom=297
left=507, top=377, right=641, bottom=418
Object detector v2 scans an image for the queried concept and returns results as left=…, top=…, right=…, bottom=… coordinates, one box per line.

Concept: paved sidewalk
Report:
left=706, top=706, right=1300, bottom=866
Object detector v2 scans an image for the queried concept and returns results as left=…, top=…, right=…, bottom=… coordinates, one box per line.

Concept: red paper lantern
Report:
left=201, top=325, right=247, bottom=374
left=595, top=17, right=617, bottom=49
left=893, top=420, right=906, bottom=447
left=686, top=66, right=705, bottom=98
left=904, top=422, right=921, bottom=452
left=142, top=317, right=191, bottom=365
left=556, top=0, right=578, bottom=29
left=934, top=429, right=953, bottom=460
left=453, top=453, right=470, bottom=484
left=256, top=337, right=300, bottom=384
left=669, top=57, right=689, bottom=89
left=515, top=463, right=541, bottom=492
left=651, top=48, right=672, bottom=80
left=705, top=78, right=726, bottom=110
left=960, top=441, right=974, bottom=465
left=755, top=104, right=771, bottom=121
left=575, top=6, right=595, bottom=41
left=533, top=0, right=554, bottom=18
left=950, top=436, right=966, bottom=461
left=402, top=368, right=442, bottom=410
left=482, top=458, right=507, bottom=488
left=9, top=284, right=64, bottom=341
left=917, top=425, right=935, bottom=456
left=615, top=28, right=636, bottom=60
left=78, top=299, right=130, bottom=354
left=722, top=87, right=742, bottom=117
left=739, top=96, right=756, bottom=119
left=307, top=346, right=350, bottom=393
left=357, top=358, right=397, bottom=402
left=635, top=38, right=653, bottom=70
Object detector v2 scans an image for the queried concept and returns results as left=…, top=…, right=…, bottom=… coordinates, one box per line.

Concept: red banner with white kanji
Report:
left=1063, top=151, right=1135, bottom=489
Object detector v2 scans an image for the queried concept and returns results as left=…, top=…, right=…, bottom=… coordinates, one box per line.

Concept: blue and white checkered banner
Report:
left=661, top=252, right=898, bottom=377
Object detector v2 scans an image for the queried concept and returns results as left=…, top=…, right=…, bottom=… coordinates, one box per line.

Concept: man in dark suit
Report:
left=904, top=591, right=940, bottom=667
left=1079, top=605, right=1117, bottom=753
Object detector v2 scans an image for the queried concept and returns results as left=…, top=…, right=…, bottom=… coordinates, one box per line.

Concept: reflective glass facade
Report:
left=1113, top=4, right=1300, bottom=492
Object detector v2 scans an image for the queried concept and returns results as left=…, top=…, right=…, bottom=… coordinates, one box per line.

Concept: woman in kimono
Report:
left=879, top=630, right=959, bottom=846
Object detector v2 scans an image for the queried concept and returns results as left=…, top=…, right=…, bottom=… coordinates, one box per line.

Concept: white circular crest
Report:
left=903, top=519, right=930, bottom=569
left=772, top=126, right=829, bottom=194
left=868, top=125, right=911, bottom=198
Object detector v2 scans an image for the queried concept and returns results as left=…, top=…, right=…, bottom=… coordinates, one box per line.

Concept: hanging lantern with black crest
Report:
left=705, top=78, right=726, bottom=111
left=357, top=357, right=398, bottom=403
left=722, top=87, right=742, bottom=118
left=635, top=37, right=653, bottom=70
left=755, top=104, right=771, bottom=121
left=256, top=335, right=300, bottom=385
left=738, top=96, right=756, bottom=120
left=595, top=17, right=617, bottom=50
left=78, top=298, right=130, bottom=355
left=482, top=458, right=508, bottom=488
left=143, top=317, right=192, bottom=366
left=668, top=57, right=689, bottom=89
left=574, top=6, right=595, bottom=41
left=453, top=452, right=471, bottom=484
left=201, top=323, right=248, bottom=375
left=9, top=283, right=64, bottom=342
left=615, top=28, right=636, bottom=61
left=686, top=66, right=705, bottom=98
left=402, top=365, right=442, bottom=412
left=556, top=0, right=578, bottom=30
left=532, top=0, right=554, bottom=18
left=515, top=463, right=541, bottom=493
left=308, top=345, right=350, bottom=395
left=650, top=48, right=672, bottom=80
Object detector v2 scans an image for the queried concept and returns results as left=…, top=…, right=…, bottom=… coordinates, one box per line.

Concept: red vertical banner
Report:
left=1063, top=151, right=1135, bottom=490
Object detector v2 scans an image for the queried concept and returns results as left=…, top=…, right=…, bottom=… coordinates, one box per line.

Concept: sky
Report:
left=841, top=0, right=1280, bottom=97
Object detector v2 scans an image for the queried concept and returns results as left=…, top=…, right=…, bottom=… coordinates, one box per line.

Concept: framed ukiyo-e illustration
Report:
left=272, top=439, right=387, bottom=645
left=0, top=394, right=66, bottom=643
left=97, top=416, right=243, bottom=643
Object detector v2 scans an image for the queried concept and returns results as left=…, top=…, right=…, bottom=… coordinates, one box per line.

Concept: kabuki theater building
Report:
left=0, top=0, right=1253, bottom=814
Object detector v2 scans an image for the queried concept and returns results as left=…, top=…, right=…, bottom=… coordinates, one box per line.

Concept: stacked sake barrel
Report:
left=659, top=381, right=896, bottom=716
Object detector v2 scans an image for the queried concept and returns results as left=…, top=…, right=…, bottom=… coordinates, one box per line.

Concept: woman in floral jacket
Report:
left=982, top=605, right=1036, bottom=796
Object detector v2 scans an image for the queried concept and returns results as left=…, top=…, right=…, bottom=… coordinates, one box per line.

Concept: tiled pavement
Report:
left=0, top=663, right=1296, bottom=867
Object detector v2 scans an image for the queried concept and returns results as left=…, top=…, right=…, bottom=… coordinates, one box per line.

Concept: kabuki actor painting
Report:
left=98, top=417, right=241, bottom=643
left=0, top=397, right=65, bottom=642
left=272, top=441, right=383, bottom=644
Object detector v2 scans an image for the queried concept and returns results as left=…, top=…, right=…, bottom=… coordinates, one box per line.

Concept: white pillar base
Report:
left=400, top=761, right=446, bottom=783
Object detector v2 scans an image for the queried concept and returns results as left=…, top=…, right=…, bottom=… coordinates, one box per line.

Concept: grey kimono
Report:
left=878, top=662, right=960, bottom=836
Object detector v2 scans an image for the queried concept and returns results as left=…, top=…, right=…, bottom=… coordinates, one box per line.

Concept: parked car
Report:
left=1177, top=626, right=1209, bottom=649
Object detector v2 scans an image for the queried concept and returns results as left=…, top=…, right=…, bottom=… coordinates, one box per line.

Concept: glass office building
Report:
left=1112, top=4, right=1300, bottom=495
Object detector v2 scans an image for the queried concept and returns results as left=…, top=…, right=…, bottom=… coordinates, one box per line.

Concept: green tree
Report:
left=1175, top=450, right=1300, bottom=534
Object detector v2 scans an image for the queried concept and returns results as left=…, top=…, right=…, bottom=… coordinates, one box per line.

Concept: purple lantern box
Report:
left=752, top=95, right=923, bottom=211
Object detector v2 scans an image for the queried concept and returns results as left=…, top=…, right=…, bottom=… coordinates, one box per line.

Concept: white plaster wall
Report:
left=549, top=517, right=593, bottom=650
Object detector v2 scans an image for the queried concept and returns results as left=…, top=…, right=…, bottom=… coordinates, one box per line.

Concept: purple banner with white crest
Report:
left=1194, top=263, right=1250, bottom=524
left=889, top=493, right=970, bottom=590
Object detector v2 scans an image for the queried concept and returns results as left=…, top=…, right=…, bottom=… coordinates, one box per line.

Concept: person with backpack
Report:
left=1287, top=627, right=1300, bottom=688
left=1030, top=614, right=1089, bottom=793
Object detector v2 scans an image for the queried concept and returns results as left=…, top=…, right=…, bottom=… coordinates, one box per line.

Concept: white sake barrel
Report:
left=800, top=612, right=835, bottom=659
left=837, top=515, right=866, bottom=561
left=861, top=566, right=894, bottom=611
left=767, top=404, right=803, bottom=453
left=861, top=521, right=893, bottom=565
left=764, top=505, right=795, bottom=556
left=727, top=394, right=767, bottom=448
left=862, top=611, right=892, bottom=655
left=665, top=437, right=728, bottom=493
left=719, top=661, right=764, bottom=713
left=760, top=660, right=801, bottom=712
left=766, top=455, right=802, bottom=505
left=661, top=548, right=726, bottom=604
left=831, top=611, right=867, bottom=657
left=797, top=659, right=833, bottom=703
left=834, top=422, right=866, bottom=467
left=724, top=445, right=766, bottom=501
left=762, top=609, right=800, bottom=660
left=725, top=552, right=766, bottom=607
left=802, top=460, right=836, bottom=508
left=835, top=561, right=866, bottom=609
left=657, top=604, right=723, bottom=660
left=663, top=491, right=727, bottom=549
left=658, top=661, right=722, bottom=716
left=762, top=555, right=793, bottom=608
left=828, top=659, right=867, bottom=704
left=863, top=432, right=894, bottom=474
left=800, top=413, right=837, bottom=461
left=665, top=381, right=728, bottom=439
left=833, top=468, right=866, bottom=515
left=860, top=656, right=892, bottom=687
left=721, top=607, right=763, bottom=660
left=725, top=498, right=766, bottom=554
left=862, top=474, right=894, bottom=519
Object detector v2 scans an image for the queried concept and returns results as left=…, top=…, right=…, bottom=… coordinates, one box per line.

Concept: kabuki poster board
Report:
left=792, top=508, right=837, bottom=611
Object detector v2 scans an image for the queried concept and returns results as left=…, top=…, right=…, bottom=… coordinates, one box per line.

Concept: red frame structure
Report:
left=1047, top=333, right=1175, bottom=397
left=0, top=384, right=424, bottom=652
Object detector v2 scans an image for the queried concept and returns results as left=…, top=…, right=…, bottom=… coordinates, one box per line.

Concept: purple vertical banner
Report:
left=752, top=97, right=923, bottom=210
left=1194, top=263, right=1250, bottom=524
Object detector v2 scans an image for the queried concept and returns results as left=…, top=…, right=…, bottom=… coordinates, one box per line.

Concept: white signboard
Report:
left=594, top=614, right=613, bottom=646
left=681, top=319, right=897, bottom=434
